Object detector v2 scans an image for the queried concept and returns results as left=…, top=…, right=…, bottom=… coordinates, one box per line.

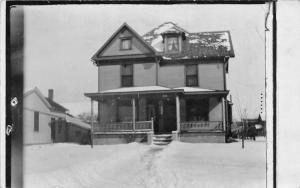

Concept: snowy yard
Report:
left=24, top=138, right=266, bottom=188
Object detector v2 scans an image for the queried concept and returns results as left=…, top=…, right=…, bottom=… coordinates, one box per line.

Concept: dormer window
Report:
left=120, top=37, right=132, bottom=50
left=166, top=37, right=179, bottom=52
left=162, top=32, right=184, bottom=54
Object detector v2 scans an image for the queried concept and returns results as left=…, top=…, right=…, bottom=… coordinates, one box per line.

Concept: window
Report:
left=34, top=111, right=39, bottom=132
left=120, top=38, right=132, bottom=50
left=186, top=64, right=198, bottom=86
left=117, top=99, right=133, bottom=122
left=186, top=99, right=209, bottom=121
left=166, top=36, right=179, bottom=52
left=121, top=64, right=133, bottom=87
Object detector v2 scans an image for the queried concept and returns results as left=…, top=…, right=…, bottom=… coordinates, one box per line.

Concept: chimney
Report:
left=48, top=89, right=54, bottom=101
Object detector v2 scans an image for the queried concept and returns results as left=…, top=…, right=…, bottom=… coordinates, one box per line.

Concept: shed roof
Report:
left=85, top=86, right=228, bottom=99
left=66, top=115, right=91, bottom=130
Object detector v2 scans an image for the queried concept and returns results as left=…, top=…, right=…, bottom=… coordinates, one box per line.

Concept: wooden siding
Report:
left=97, top=61, right=225, bottom=91
left=99, top=65, right=120, bottom=91
left=158, top=65, right=185, bottom=88
left=23, top=92, right=53, bottom=144
left=209, top=97, right=223, bottom=121
left=23, top=110, right=53, bottom=144
left=134, top=63, right=156, bottom=86
left=198, top=62, right=224, bottom=90
left=101, top=29, right=152, bottom=57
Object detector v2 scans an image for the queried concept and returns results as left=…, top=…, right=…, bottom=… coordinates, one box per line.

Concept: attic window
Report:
left=120, top=37, right=132, bottom=50
left=166, top=36, right=179, bottom=53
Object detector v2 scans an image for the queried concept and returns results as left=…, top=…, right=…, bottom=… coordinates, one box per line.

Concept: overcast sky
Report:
left=23, top=4, right=267, bottom=120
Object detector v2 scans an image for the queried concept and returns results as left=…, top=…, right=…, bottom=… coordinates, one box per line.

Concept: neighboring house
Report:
left=242, top=114, right=266, bottom=137
left=23, top=87, right=90, bottom=145
left=231, top=114, right=266, bottom=138
left=85, top=22, right=235, bottom=144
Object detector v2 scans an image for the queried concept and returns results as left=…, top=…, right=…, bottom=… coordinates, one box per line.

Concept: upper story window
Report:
left=166, top=36, right=179, bottom=53
left=186, top=64, right=198, bottom=87
left=121, top=64, right=133, bottom=87
left=120, top=37, right=132, bottom=50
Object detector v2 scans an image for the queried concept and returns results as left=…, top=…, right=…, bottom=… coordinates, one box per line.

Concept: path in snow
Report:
left=24, top=138, right=266, bottom=188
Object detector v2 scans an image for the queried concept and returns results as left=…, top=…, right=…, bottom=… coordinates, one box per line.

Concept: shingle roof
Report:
left=45, top=97, right=68, bottom=113
left=143, top=22, right=235, bottom=60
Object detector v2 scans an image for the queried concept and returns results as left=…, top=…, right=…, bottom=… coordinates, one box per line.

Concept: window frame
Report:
left=34, top=111, right=39, bottom=132
left=120, top=37, right=132, bottom=51
left=185, top=64, right=199, bottom=87
left=121, top=64, right=134, bottom=87
left=165, top=36, right=180, bottom=53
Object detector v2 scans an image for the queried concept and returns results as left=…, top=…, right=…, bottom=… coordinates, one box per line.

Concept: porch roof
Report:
left=84, top=86, right=228, bottom=100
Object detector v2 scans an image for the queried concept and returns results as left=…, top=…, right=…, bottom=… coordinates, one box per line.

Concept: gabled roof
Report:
left=24, top=87, right=68, bottom=113
left=143, top=22, right=235, bottom=60
left=45, top=97, right=68, bottom=113
left=24, top=87, right=52, bottom=109
left=92, top=23, right=157, bottom=62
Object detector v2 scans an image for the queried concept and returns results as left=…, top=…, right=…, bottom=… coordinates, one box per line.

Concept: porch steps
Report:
left=153, top=134, right=172, bottom=145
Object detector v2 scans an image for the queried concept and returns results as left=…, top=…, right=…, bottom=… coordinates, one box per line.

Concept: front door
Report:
left=162, top=98, right=176, bottom=133
left=147, top=98, right=177, bottom=134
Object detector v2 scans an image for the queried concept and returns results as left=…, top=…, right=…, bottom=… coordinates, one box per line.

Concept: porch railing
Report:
left=180, top=121, right=223, bottom=132
left=93, top=119, right=153, bottom=132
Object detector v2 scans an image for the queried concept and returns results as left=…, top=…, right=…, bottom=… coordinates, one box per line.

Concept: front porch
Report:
left=84, top=86, right=229, bottom=145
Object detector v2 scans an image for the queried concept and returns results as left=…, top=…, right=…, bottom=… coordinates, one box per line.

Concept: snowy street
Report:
left=24, top=138, right=266, bottom=188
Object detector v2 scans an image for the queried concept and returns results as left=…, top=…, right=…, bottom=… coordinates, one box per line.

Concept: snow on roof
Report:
left=152, top=22, right=187, bottom=35
left=142, top=22, right=234, bottom=59
left=66, top=115, right=91, bottom=130
left=174, top=87, right=214, bottom=93
left=100, top=86, right=172, bottom=93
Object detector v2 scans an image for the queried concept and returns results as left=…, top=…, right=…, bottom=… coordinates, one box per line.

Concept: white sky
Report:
left=23, top=4, right=267, bottom=120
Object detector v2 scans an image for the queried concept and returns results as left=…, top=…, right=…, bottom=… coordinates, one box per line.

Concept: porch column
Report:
left=176, top=95, right=181, bottom=132
left=91, top=99, right=94, bottom=148
left=132, top=98, right=136, bottom=132
left=222, top=97, right=226, bottom=132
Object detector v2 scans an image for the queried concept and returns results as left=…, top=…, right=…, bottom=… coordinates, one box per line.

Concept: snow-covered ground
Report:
left=24, top=138, right=266, bottom=188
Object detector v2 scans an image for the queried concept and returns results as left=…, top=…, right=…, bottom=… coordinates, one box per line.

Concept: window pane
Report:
left=186, top=65, right=197, bottom=75
left=121, top=39, right=131, bottom=50
left=187, top=76, right=198, bottom=86
left=121, top=64, right=133, bottom=75
left=167, top=37, right=179, bottom=52
left=122, top=76, right=133, bottom=87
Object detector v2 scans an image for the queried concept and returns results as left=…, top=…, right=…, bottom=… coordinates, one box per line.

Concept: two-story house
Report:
left=85, top=22, right=234, bottom=145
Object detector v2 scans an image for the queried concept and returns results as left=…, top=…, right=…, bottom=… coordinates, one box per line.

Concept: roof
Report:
left=85, top=86, right=228, bottom=99
left=45, top=97, right=69, bottom=113
left=92, top=23, right=157, bottom=62
left=100, top=86, right=172, bottom=93
left=24, top=87, right=68, bottom=113
left=24, top=87, right=52, bottom=109
left=66, top=115, right=91, bottom=130
left=143, top=22, right=235, bottom=60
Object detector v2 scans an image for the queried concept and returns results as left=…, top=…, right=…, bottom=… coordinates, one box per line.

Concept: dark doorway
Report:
left=162, top=98, right=176, bottom=133
left=147, top=97, right=177, bottom=134
left=147, top=99, right=159, bottom=133
left=50, top=118, right=56, bottom=142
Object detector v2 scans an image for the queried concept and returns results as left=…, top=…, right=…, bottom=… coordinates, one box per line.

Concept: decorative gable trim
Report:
left=92, top=23, right=157, bottom=62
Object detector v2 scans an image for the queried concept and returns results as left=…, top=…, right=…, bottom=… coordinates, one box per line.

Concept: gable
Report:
left=24, top=91, right=51, bottom=113
left=92, top=23, right=156, bottom=61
